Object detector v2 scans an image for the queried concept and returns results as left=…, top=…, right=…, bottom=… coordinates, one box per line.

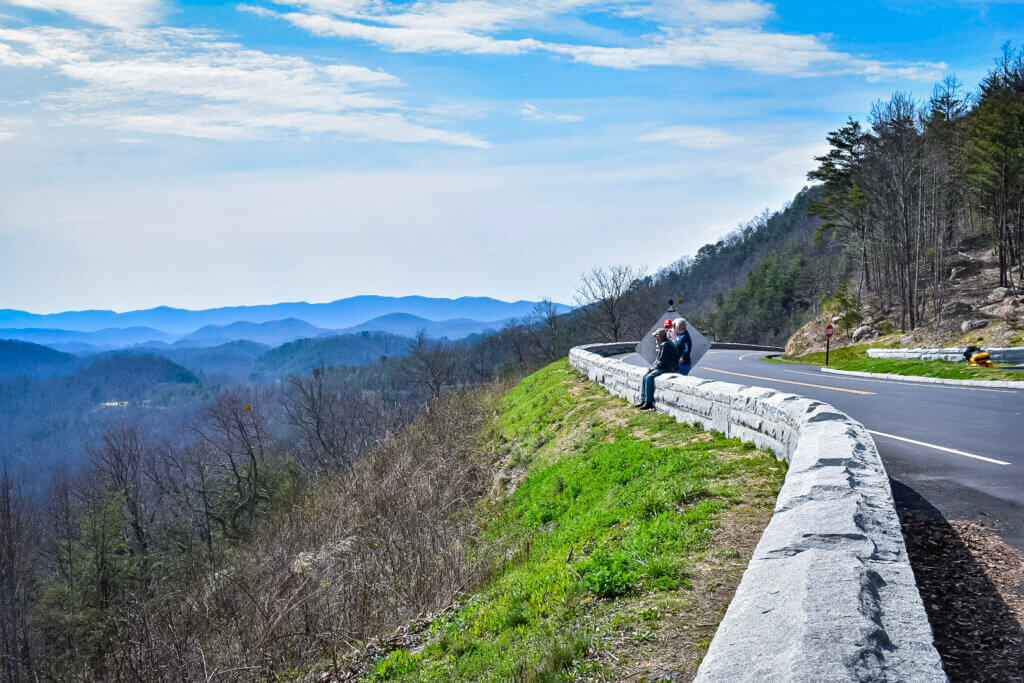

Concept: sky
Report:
left=0, top=0, right=1021, bottom=314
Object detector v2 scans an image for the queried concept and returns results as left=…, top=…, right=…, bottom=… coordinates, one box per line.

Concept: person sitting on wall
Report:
left=672, top=318, right=692, bottom=376
left=636, top=327, right=680, bottom=410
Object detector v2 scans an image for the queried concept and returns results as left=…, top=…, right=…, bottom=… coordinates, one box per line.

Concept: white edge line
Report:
left=867, top=429, right=1012, bottom=466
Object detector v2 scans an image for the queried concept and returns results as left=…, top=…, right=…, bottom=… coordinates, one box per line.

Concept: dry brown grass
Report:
left=106, top=383, right=510, bottom=681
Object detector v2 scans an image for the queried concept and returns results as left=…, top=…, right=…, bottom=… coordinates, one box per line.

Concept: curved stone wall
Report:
left=569, top=343, right=945, bottom=681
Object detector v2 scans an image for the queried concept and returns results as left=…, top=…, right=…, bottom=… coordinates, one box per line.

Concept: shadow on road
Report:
left=891, top=478, right=1024, bottom=681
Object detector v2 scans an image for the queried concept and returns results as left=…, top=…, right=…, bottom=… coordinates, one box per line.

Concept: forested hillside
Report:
left=656, top=185, right=847, bottom=346
left=804, top=45, right=1024, bottom=333
left=655, top=185, right=828, bottom=313
left=0, top=339, right=77, bottom=378
left=250, top=331, right=411, bottom=379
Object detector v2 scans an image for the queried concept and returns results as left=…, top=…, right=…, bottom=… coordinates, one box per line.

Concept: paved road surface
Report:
left=621, top=349, right=1024, bottom=550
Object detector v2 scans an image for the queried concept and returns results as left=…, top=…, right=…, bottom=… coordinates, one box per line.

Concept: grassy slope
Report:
left=778, top=343, right=1023, bottom=382
left=368, top=360, right=785, bottom=681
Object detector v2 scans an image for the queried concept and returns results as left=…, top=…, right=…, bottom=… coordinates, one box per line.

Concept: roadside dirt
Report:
left=900, top=510, right=1024, bottom=681
left=584, top=501, right=776, bottom=682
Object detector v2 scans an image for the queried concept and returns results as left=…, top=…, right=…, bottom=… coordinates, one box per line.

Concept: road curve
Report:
left=621, top=349, right=1024, bottom=550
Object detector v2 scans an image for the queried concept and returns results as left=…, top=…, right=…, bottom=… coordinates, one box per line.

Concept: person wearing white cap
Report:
left=672, top=318, right=692, bottom=376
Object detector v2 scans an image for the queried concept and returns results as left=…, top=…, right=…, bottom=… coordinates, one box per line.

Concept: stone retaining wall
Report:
left=569, top=343, right=945, bottom=682
left=822, top=366, right=1024, bottom=389
left=867, top=347, right=1024, bottom=363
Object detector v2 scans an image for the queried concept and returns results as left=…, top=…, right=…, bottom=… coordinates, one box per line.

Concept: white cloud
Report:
left=103, top=107, right=490, bottom=146
left=521, top=102, right=582, bottom=122
left=252, top=0, right=946, bottom=81
left=615, top=0, right=774, bottom=26
left=0, top=23, right=489, bottom=146
left=4, top=0, right=164, bottom=28
left=260, top=8, right=542, bottom=55
left=0, top=116, right=23, bottom=141
left=541, top=27, right=946, bottom=79
left=638, top=125, right=738, bottom=147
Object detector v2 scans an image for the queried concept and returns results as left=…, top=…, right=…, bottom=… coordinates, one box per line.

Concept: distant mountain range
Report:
left=0, top=326, right=176, bottom=353
left=339, top=313, right=506, bottom=339
left=0, top=295, right=565, bottom=334
left=1, top=331, right=414, bottom=383
left=174, top=318, right=327, bottom=348
left=0, top=296, right=567, bottom=353
left=0, top=296, right=565, bottom=356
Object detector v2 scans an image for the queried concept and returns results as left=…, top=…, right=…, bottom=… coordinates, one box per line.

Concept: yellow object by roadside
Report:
left=968, top=351, right=994, bottom=368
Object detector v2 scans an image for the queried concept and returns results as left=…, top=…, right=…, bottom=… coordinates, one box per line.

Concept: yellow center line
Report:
left=702, top=367, right=875, bottom=395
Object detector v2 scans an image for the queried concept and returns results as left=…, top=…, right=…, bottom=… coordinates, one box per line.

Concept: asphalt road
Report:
left=621, top=349, right=1024, bottom=550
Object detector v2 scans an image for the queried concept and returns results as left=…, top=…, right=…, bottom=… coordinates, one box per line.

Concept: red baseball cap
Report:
left=663, top=319, right=673, bottom=328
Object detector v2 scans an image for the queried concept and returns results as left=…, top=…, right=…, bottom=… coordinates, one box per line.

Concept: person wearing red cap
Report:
left=671, top=318, right=692, bottom=375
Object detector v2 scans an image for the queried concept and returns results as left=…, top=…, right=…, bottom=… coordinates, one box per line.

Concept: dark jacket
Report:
left=651, top=338, right=681, bottom=372
left=674, top=331, right=692, bottom=365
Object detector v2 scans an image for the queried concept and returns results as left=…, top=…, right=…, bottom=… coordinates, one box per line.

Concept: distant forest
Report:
left=2, top=45, right=1023, bottom=681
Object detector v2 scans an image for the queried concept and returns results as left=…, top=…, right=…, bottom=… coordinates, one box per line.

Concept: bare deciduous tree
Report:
left=403, top=332, right=457, bottom=398
left=574, top=264, right=648, bottom=342
left=1, top=465, right=40, bottom=683
left=525, top=298, right=569, bottom=362
left=283, top=368, right=404, bottom=475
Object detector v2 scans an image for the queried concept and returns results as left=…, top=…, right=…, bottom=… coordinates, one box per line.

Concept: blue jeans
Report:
left=678, top=363, right=691, bottom=376
left=641, top=369, right=664, bottom=404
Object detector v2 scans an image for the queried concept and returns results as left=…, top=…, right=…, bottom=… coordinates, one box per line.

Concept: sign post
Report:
left=825, top=323, right=835, bottom=366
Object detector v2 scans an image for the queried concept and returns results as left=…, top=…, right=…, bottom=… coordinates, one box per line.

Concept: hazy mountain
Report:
left=0, top=326, right=173, bottom=352
left=251, top=332, right=411, bottom=379
left=175, top=318, right=329, bottom=347
left=340, top=312, right=505, bottom=339
left=0, top=339, right=78, bottom=378
left=89, top=340, right=271, bottom=382
left=0, top=354, right=203, bottom=484
left=0, top=296, right=568, bottom=334
left=70, top=354, right=200, bottom=394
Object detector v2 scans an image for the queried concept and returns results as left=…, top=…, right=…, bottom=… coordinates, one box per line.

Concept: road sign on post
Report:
left=825, top=324, right=834, bottom=365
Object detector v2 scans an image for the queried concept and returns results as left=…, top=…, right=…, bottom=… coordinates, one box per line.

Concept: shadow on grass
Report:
left=891, top=479, right=1024, bottom=681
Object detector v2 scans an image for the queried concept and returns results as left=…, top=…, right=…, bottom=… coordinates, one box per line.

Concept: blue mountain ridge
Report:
left=0, top=295, right=570, bottom=334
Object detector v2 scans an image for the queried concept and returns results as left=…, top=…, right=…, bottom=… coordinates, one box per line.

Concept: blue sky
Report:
left=0, top=0, right=1020, bottom=314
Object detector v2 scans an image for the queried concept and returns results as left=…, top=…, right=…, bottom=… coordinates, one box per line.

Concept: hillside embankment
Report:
left=571, top=343, right=945, bottom=681
left=339, top=360, right=785, bottom=681
left=787, top=244, right=1023, bottom=359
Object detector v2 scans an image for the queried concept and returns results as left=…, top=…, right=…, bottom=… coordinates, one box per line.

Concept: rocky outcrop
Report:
left=940, top=300, right=973, bottom=318
left=569, top=344, right=944, bottom=682
left=961, top=319, right=989, bottom=332
left=988, top=286, right=1011, bottom=302
left=852, top=325, right=878, bottom=342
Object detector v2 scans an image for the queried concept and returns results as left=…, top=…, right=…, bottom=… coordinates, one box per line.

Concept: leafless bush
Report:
left=282, top=368, right=407, bottom=476
left=402, top=332, right=458, bottom=398
left=105, top=382, right=506, bottom=680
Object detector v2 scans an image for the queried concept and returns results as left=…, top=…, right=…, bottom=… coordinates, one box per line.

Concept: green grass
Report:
left=364, top=360, right=785, bottom=681
left=773, top=343, right=1023, bottom=381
